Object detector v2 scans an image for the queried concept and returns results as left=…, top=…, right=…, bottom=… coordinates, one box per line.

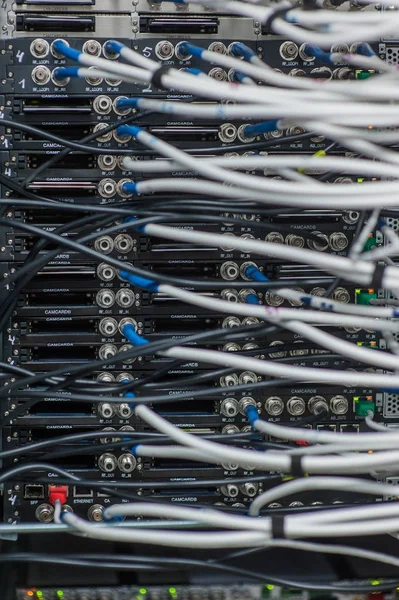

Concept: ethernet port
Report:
left=316, top=424, right=337, bottom=432
left=73, top=486, right=93, bottom=498
left=340, top=424, right=360, bottom=433
left=24, top=484, right=45, bottom=499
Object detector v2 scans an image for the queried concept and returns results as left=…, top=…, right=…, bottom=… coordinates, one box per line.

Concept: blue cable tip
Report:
left=52, top=39, right=67, bottom=53
left=355, top=42, right=375, bottom=57
left=180, top=43, right=202, bottom=59
left=122, top=322, right=136, bottom=335
left=104, top=39, right=124, bottom=54
left=104, top=513, right=124, bottom=522
left=304, top=43, right=319, bottom=56
left=246, top=293, right=260, bottom=305
left=178, top=41, right=192, bottom=55
left=230, top=42, right=244, bottom=56
left=52, top=40, right=81, bottom=62
left=53, top=67, right=67, bottom=79
left=123, top=323, right=150, bottom=346
left=123, top=216, right=144, bottom=232
left=183, top=67, right=203, bottom=75
left=117, top=124, right=142, bottom=138
left=245, top=265, right=270, bottom=282
left=230, top=42, right=256, bottom=59
left=116, top=97, right=139, bottom=108
left=54, top=66, right=80, bottom=78
left=245, top=265, right=257, bottom=277
left=120, top=181, right=137, bottom=195
left=233, top=72, right=247, bottom=83
left=245, top=405, right=259, bottom=427
left=117, top=124, right=132, bottom=138
left=120, top=269, right=131, bottom=281
left=119, top=271, right=159, bottom=292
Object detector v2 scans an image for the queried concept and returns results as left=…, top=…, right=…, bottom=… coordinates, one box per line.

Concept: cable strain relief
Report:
left=151, top=65, right=171, bottom=89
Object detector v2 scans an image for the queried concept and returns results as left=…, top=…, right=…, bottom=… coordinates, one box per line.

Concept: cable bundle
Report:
left=4, top=0, right=399, bottom=591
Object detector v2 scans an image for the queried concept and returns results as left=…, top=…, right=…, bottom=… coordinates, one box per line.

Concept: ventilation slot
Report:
left=383, top=392, right=399, bottom=417
left=386, top=217, right=399, bottom=231
left=386, top=47, right=399, bottom=64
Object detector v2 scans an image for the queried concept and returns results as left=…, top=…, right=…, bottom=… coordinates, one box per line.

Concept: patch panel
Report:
left=0, top=6, right=395, bottom=595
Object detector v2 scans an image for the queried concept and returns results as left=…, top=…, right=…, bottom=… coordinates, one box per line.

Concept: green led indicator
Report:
left=371, top=580, right=380, bottom=586
left=36, top=593, right=43, bottom=599
left=266, top=584, right=275, bottom=590
left=169, top=588, right=177, bottom=595
left=57, top=591, right=64, bottom=598
left=140, top=589, right=147, bottom=595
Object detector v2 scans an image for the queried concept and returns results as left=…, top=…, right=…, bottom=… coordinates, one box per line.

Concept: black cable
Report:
left=52, top=322, right=279, bottom=394
left=2, top=552, right=397, bottom=592
left=39, top=438, right=291, bottom=462
left=0, top=213, right=166, bottom=292
left=0, top=212, right=113, bottom=333
left=1, top=554, right=173, bottom=571
left=0, top=171, right=61, bottom=204
left=37, top=437, right=288, bottom=462
left=0, top=196, right=323, bottom=219
left=2, top=203, right=328, bottom=309
left=0, top=322, right=276, bottom=396
left=1, top=322, right=278, bottom=403
left=21, top=110, right=154, bottom=186
left=1, top=211, right=334, bottom=293
left=9, top=354, right=351, bottom=407
left=0, top=317, right=315, bottom=396
left=11, top=373, right=292, bottom=404
left=3, top=116, right=155, bottom=158
left=0, top=429, right=268, bottom=461
left=4, top=195, right=325, bottom=246
left=0, top=115, right=315, bottom=162
left=0, top=321, right=280, bottom=395
left=142, top=342, right=331, bottom=390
